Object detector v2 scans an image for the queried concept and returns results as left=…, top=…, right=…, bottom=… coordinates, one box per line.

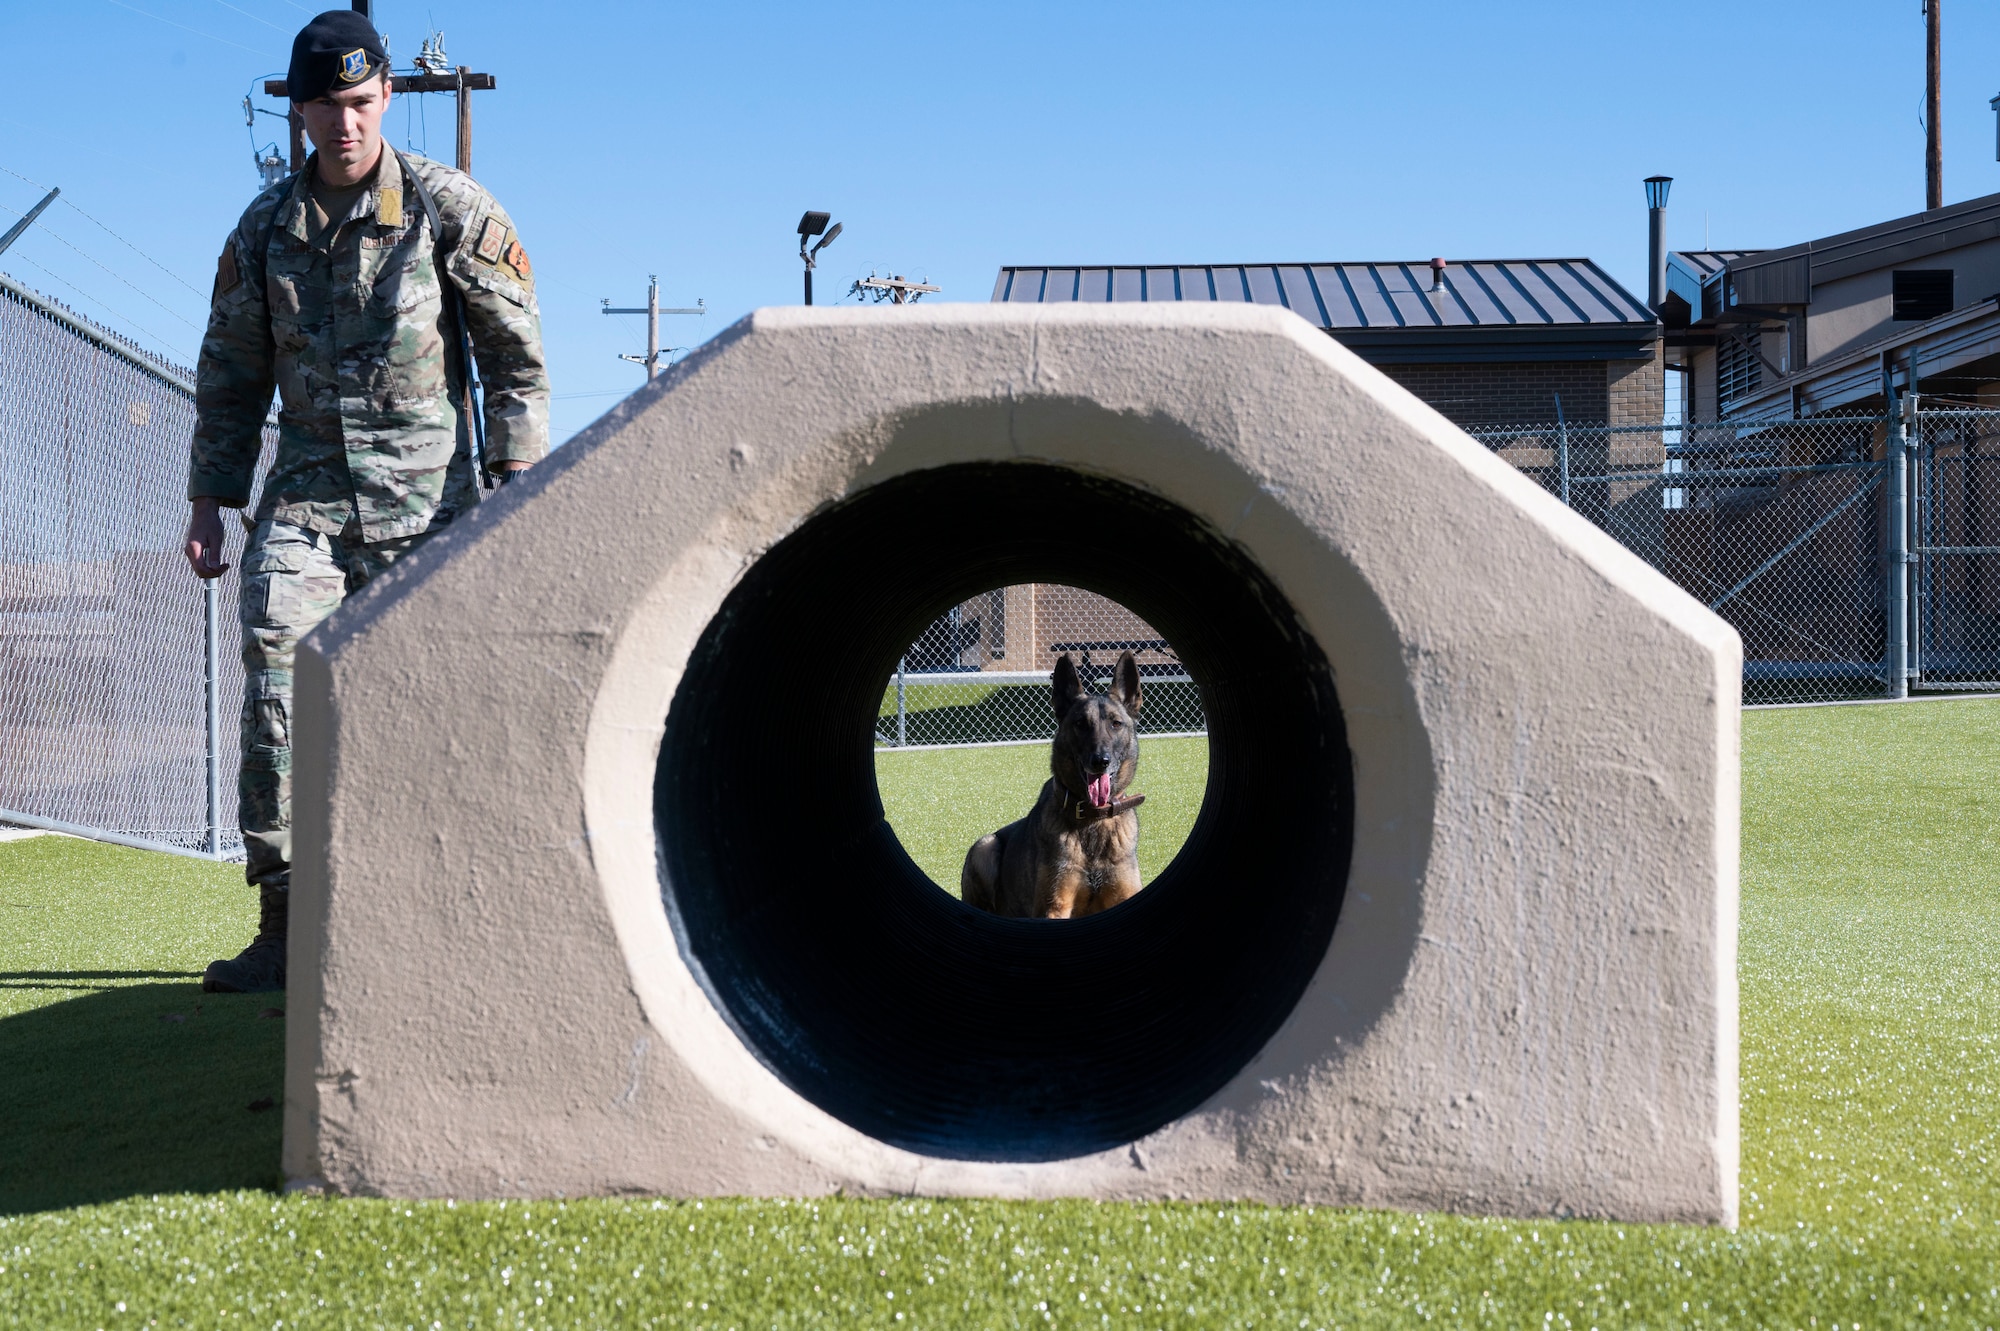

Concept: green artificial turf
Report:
left=1, top=698, right=1998, bottom=1328
left=874, top=734, right=1208, bottom=890
left=0, top=836, right=284, bottom=1213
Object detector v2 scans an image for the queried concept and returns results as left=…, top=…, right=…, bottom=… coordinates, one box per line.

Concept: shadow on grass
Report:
left=0, top=978, right=285, bottom=1214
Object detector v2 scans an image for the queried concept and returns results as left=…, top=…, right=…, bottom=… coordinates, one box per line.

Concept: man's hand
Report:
left=185, top=497, right=231, bottom=579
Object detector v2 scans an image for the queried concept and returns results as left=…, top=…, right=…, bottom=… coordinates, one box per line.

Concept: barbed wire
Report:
left=5, top=252, right=197, bottom=363
left=1, top=162, right=209, bottom=304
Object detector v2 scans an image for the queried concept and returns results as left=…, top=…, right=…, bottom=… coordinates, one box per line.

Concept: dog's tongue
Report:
left=1088, top=772, right=1113, bottom=808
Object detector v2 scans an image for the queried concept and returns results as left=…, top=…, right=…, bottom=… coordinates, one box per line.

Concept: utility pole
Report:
left=1926, top=0, right=1943, bottom=210
left=266, top=59, right=497, bottom=174
left=849, top=273, right=941, bottom=305
left=603, top=277, right=704, bottom=379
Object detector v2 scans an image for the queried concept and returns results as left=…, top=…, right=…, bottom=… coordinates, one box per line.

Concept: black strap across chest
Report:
left=258, top=152, right=491, bottom=486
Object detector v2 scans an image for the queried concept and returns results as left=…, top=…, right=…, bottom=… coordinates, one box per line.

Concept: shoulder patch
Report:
left=502, top=239, right=532, bottom=281
left=214, top=240, right=241, bottom=296
left=474, top=216, right=507, bottom=264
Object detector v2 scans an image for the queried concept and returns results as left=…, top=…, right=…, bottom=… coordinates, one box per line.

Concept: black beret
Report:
left=288, top=11, right=388, bottom=102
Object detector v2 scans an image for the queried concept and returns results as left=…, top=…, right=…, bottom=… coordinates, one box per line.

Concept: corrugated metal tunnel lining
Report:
left=655, top=463, right=1354, bottom=1161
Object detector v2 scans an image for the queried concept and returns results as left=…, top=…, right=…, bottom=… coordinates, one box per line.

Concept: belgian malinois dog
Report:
left=961, top=651, right=1147, bottom=918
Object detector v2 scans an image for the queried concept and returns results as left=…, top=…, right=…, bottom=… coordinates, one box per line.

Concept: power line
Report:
left=100, top=0, right=274, bottom=56
left=210, top=0, right=289, bottom=31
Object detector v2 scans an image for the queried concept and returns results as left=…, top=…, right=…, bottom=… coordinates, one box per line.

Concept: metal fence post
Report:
left=1886, top=397, right=1913, bottom=700
left=895, top=656, right=907, bottom=747
left=1554, top=393, right=1571, bottom=506
left=204, top=577, right=223, bottom=857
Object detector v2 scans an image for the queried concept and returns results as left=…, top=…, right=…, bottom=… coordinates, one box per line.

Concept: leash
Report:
left=394, top=148, right=494, bottom=490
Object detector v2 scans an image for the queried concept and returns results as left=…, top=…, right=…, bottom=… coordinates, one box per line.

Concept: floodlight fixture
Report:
left=799, top=211, right=842, bottom=305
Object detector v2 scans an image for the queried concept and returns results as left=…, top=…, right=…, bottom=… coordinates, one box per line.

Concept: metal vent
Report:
left=1893, top=269, right=1954, bottom=321
left=1717, top=330, right=1763, bottom=404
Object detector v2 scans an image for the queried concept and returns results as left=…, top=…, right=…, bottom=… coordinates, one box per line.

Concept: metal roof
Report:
left=1664, top=251, right=1761, bottom=327
left=1668, top=251, right=1757, bottom=279
left=1726, top=189, right=2000, bottom=289
left=992, top=260, right=1658, bottom=363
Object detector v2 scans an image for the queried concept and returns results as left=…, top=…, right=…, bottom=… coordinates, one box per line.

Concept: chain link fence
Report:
left=881, top=406, right=2000, bottom=740
left=876, top=584, right=1207, bottom=749
left=9, top=266, right=1994, bottom=833
left=1912, top=409, right=2000, bottom=690
left=0, top=273, right=271, bottom=858
left=1467, top=408, right=2000, bottom=704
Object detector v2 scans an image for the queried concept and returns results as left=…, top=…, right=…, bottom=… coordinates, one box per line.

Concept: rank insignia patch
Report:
left=502, top=239, right=532, bottom=280
left=376, top=186, right=403, bottom=228
left=474, top=217, right=507, bottom=264
left=338, top=48, right=370, bottom=82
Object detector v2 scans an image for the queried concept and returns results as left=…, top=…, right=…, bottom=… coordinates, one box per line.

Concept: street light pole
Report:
left=798, top=211, right=841, bottom=305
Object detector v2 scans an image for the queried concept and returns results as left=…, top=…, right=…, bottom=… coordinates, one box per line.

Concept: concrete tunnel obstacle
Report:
left=287, top=303, right=1741, bottom=1223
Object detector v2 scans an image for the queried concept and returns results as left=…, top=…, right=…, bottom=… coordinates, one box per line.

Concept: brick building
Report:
left=991, top=261, right=1664, bottom=429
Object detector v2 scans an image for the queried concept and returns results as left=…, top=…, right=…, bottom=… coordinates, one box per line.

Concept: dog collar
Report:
left=1058, top=786, right=1146, bottom=821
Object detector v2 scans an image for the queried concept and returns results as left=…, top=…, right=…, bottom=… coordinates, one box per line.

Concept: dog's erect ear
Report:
left=1051, top=653, right=1086, bottom=718
left=1113, top=650, right=1143, bottom=716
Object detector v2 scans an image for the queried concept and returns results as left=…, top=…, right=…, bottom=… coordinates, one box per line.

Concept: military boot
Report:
left=201, top=885, right=287, bottom=993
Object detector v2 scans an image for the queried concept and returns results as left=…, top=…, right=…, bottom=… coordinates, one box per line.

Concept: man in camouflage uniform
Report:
left=184, top=10, right=548, bottom=993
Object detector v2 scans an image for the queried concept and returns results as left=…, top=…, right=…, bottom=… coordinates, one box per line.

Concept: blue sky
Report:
left=4, top=0, right=1998, bottom=446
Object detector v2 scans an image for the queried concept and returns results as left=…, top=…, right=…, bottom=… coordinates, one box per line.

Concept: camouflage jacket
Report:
left=190, top=149, right=548, bottom=542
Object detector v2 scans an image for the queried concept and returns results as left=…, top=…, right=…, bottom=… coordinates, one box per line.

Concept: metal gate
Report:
left=1913, top=407, right=2000, bottom=691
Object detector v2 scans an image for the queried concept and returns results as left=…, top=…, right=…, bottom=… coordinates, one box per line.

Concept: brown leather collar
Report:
left=1057, top=786, right=1146, bottom=821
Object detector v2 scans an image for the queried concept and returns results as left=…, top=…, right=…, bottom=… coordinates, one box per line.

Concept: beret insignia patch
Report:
left=502, top=239, right=531, bottom=279
left=474, top=217, right=507, bottom=264
left=337, top=48, right=370, bottom=82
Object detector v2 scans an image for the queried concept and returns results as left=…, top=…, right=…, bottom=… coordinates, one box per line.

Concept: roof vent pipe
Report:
left=1429, top=257, right=1446, bottom=293
left=1645, top=176, right=1672, bottom=313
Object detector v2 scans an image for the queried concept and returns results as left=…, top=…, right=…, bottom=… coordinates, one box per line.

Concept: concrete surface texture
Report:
left=286, top=303, right=1741, bottom=1223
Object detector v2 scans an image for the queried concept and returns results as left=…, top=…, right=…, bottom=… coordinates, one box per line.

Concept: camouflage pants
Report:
left=238, top=519, right=433, bottom=890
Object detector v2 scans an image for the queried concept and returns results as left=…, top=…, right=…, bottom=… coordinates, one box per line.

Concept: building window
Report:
left=1717, top=330, right=1762, bottom=404
left=1893, top=270, right=1953, bottom=321
left=987, top=589, right=1006, bottom=659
